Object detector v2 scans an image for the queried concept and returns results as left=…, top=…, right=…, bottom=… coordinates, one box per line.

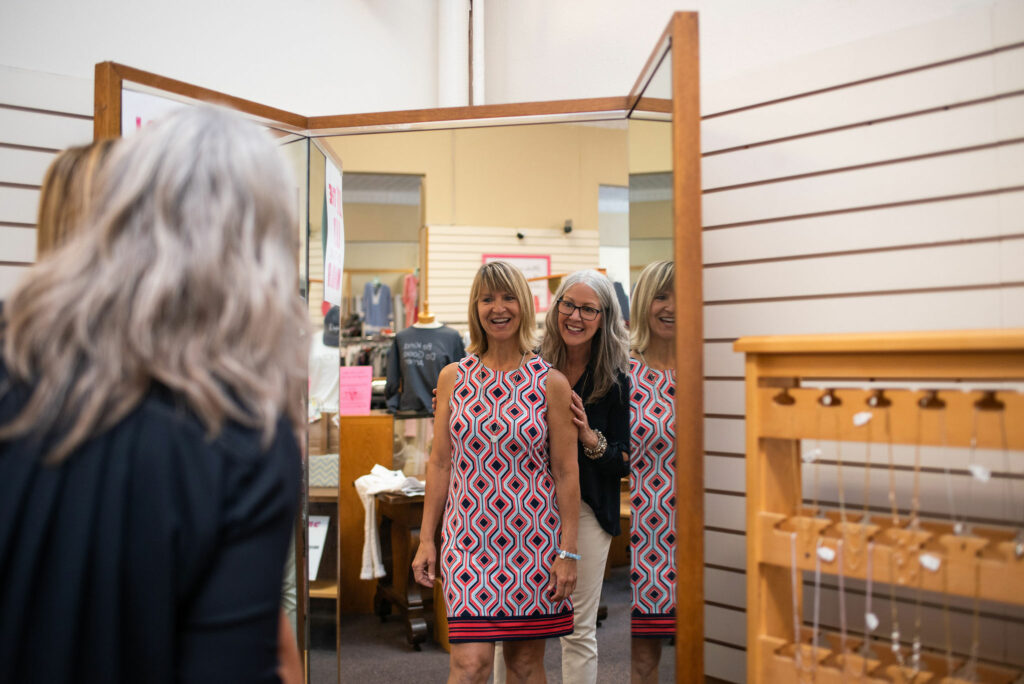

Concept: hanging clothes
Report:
left=384, top=325, right=466, bottom=414
left=402, top=273, right=419, bottom=328
left=362, top=281, right=392, bottom=332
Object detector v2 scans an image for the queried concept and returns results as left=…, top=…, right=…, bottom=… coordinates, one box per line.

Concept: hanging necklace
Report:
left=790, top=531, right=813, bottom=683
left=882, top=391, right=906, bottom=671
left=836, top=538, right=849, bottom=679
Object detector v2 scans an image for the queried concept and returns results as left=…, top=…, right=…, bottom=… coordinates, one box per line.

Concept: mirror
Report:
left=93, top=15, right=703, bottom=679
left=309, top=119, right=638, bottom=679
left=627, top=42, right=677, bottom=681
left=277, top=136, right=311, bottom=660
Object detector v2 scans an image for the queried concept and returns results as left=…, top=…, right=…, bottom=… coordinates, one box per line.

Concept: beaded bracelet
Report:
left=583, top=429, right=607, bottom=460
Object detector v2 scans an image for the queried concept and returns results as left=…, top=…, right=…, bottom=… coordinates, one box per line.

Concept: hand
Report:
left=547, top=556, right=577, bottom=601
left=276, top=609, right=302, bottom=684
left=569, top=391, right=597, bottom=450
left=431, top=388, right=437, bottom=413
left=412, top=540, right=437, bottom=588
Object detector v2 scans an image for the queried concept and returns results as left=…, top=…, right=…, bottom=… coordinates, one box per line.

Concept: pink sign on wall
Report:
left=338, top=365, right=372, bottom=415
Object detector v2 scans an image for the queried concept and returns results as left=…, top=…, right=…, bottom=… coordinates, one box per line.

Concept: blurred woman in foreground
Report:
left=0, top=105, right=307, bottom=683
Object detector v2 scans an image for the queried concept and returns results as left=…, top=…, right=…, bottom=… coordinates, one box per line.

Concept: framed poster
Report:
left=482, top=253, right=552, bottom=313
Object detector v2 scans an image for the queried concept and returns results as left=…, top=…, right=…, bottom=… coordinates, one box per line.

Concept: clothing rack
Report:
left=735, top=329, right=1024, bottom=684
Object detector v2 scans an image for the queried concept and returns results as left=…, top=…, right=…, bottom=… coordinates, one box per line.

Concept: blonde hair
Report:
left=540, top=270, right=629, bottom=402
left=630, top=260, right=675, bottom=354
left=1, top=104, right=309, bottom=463
left=36, top=139, right=117, bottom=256
left=466, top=261, right=537, bottom=355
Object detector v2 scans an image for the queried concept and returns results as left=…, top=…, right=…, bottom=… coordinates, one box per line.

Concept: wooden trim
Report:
left=93, top=62, right=122, bottom=140
left=99, top=62, right=307, bottom=133
left=733, top=329, right=1024, bottom=354
left=306, top=97, right=630, bottom=132
left=632, top=97, right=672, bottom=115
left=627, top=19, right=673, bottom=109
left=671, top=11, right=704, bottom=683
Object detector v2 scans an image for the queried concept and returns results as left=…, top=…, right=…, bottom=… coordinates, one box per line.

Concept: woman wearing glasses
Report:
left=536, top=270, right=630, bottom=683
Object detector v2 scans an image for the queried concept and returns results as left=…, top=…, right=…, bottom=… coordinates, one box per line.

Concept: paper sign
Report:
left=308, top=515, right=330, bottom=580
left=338, top=365, right=372, bottom=415
left=482, top=253, right=552, bottom=312
left=324, top=157, right=345, bottom=306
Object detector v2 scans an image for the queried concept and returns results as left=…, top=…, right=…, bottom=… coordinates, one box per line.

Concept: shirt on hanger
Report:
left=384, top=325, right=466, bottom=414
left=362, top=281, right=392, bottom=331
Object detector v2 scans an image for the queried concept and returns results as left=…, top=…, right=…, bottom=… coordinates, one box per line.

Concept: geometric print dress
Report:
left=441, top=354, right=574, bottom=642
left=629, top=357, right=677, bottom=638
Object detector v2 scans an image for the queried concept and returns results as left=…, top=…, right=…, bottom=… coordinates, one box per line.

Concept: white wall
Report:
left=483, top=0, right=999, bottom=105
left=0, top=0, right=438, bottom=116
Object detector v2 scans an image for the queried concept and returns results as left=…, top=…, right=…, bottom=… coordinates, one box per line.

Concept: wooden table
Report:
left=373, top=491, right=437, bottom=650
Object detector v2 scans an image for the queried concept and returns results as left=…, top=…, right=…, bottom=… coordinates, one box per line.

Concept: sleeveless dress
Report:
left=629, top=357, right=677, bottom=638
left=442, top=354, right=574, bottom=642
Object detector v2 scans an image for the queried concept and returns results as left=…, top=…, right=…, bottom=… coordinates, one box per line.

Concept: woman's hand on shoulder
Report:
left=569, top=391, right=598, bottom=450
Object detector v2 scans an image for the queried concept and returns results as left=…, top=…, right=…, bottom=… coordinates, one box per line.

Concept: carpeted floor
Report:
left=308, top=565, right=675, bottom=682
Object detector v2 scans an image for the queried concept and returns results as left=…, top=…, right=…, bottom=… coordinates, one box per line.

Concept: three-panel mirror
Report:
left=94, top=15, right=698, bottom=682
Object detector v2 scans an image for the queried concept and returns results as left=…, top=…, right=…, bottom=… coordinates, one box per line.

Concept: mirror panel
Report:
left=307, top=120, right=637, bottom=679
left=627, top=43, right=677, bottom=679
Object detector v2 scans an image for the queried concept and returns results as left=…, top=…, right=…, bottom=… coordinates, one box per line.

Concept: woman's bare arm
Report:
left=411, top=363, right=458, bottom=587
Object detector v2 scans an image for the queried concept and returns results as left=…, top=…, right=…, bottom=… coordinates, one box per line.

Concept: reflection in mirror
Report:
left=299, top=120, right=643, bottom=680
left=627, top=43, right=676, bottom=682
left=276, top=137, right=310, bottom=663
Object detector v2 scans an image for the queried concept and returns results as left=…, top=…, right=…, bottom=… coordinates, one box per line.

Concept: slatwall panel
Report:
left=698, top=2, right=1024, bottom=679
left=0, top=66, right=93, bottom=297
left=426, top=225, right=599, bottom=334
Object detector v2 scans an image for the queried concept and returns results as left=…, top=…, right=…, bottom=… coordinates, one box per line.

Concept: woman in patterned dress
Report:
left=628, top=260, right=676, bottom=683
left=412, top=261, right=580, bottom=684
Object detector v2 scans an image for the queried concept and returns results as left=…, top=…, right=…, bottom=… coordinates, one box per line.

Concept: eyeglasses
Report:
left=556, top=299, right=602, bottom=321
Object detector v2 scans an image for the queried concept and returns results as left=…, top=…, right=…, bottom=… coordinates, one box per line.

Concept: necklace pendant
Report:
left=489, top=434, right=499, bottom=443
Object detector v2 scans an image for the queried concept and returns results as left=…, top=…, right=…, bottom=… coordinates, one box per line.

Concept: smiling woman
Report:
left=412, top=261, right=581, bottom=684
left=628, top=259, right=677, bottom=682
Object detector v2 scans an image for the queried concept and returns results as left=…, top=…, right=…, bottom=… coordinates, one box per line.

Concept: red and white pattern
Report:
left=442, top=354, right=573, bottom=642
left=629, top=357, right=677, bottom=638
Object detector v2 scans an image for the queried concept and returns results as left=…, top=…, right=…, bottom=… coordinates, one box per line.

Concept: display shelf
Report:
left=736, top=330, right=1024, bottom=684
left=756, top=634, right=1021, bottom=684
left=754, top=387, right=1024, bottom=449
left=757, top=512, right=1024, bottom=606
left=309, top=580, right=339, bottom=600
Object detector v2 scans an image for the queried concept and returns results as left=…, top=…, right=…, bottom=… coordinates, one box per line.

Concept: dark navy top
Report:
left=0, top=361, right=300, bottom=683
left=574, top=366, right=631, bottom=536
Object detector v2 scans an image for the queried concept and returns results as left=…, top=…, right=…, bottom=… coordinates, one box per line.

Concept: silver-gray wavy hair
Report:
left=540, top=269, right=629, bottom=403
left=0, top=104, right=309, bottom=462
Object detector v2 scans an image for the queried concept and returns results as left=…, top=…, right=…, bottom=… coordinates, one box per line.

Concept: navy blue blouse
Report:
left=0, top=361, right=300, bottom=683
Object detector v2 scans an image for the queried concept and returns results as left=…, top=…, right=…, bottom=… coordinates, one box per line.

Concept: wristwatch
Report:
left=557, top=549, right=581, bottom=561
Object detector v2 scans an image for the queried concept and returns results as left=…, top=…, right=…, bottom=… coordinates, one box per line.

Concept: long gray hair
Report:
left=541, top=270, right=629, bottom=403
left=0, top=104, right=309, bottom=462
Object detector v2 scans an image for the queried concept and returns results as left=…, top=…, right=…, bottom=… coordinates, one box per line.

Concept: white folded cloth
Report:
left=353, top=464, right=426, bottom=579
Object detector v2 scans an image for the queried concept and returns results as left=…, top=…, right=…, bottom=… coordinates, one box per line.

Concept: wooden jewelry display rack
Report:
left=735, top=330, right=1024, bottom=684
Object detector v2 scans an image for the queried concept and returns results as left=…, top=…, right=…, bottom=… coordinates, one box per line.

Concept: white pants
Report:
left=493, top=503, right=613, bottom=684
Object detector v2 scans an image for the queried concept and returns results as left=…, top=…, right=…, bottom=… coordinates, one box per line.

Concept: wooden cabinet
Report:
left=307, top=412, right=394, bottom=615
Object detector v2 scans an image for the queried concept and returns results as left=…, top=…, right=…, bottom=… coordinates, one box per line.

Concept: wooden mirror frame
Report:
left=93, top=11, right=702, bottom=681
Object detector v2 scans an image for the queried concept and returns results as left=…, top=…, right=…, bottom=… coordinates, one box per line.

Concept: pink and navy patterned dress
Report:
left=442, top=354, right=573, bottom=642
left=629, top=357, right=677, bottom=638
